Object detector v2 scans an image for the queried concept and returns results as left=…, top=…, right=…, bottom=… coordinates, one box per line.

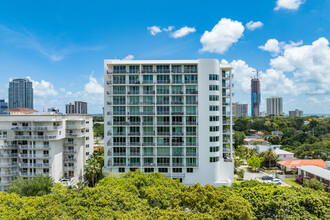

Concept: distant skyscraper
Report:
left=289, top=109, right=303, bottom=117
left=266, top=96, right=283, bottom=116
left=251, top=77, right=260, bottom=116
left=8, top=78, right=33, bottom=109
left=74, top=101, right=87, bottom=114
left=0, top=99, right=8, bottom=115
left=66, top=103, right=75, bottom=114
left=232, top=102, right=248, bottom=117
left=66, top=101, right=87, bottom=114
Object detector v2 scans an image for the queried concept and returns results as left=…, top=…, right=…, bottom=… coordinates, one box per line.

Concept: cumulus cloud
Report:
left=275, top=0, right=305, bottom=11
left=84, top=75, right=104, bottom=94
left=123, top=54, right=134, bottom=60
left=171, top=26, right=196, bottom=38
left=259, top=39, right=281, bottom=54
left=26, top=77, right=58, bottom=97
left=163, top=26, right=174, bottom=32
left=200, top=18, right=244, bottom=54
left=246, top=21, right=264, bottom=31
left=147, top=26, right=162, bottom=36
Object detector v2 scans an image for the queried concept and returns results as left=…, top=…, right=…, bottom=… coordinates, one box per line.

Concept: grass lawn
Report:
left=282, top=178, right=302, bottom=187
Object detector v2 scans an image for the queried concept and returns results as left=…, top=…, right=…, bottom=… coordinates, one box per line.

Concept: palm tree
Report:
left=84, top=157, right=102, bottom=187
left=73, top=181, right=85, bottom=192
left=263, top=148, right=277, bottom=168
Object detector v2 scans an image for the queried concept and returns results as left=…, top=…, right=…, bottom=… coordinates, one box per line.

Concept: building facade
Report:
left=266, top=96, right=283, bottom=116
left=0, top=100, right=8, bottom=115
left=103, top=59, right=234, bottom=186
left=251, top=77, right=260, bottom=117
left=289, top=109, right=303, bottom=117
left=8, top=78, right=33, bottom=109
left=232, top=102, right=248, bottom=117
left=66, top=101, right=88, bottom=114
left=0, top=109, right=93, bottom=192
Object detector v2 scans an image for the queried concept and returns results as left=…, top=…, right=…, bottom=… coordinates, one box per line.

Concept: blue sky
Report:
left=0, top=0, right=329, bottom=114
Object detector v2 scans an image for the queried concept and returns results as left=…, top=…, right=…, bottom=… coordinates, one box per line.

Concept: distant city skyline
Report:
left=0, top=0, right=329, bottom=114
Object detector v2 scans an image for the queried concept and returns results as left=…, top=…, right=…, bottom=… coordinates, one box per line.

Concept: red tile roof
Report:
left=4, top=108, right=38, bottom=113
left=277, top=159, right=325, bottom=169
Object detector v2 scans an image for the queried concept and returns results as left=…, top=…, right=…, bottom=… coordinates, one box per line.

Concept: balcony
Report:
left=128, top=142, right=141, bottom=146
left=184, top=69, right=197, bottom=73
left=19, top=145, right=50, bottom=150
left=186, top=132, right=197, bottom=136
left=156, top=90, right=170, bottom=95
left=186, top=142, right=198, bottom=146
left=0, top=153, right=17, bottom=158
left=157, top=142, right=170, bottom=146
left=114, top=121, right=127, bottom=125
left=113, top=142, right=126, bottom=146
left=0, top=144, right=17, bottom=149
left=186, top=152, right=198, bottom=156
left=0, top=171, right=18, bottom=176
left=127, top=152, right=140, bottom=156
left=171, top=112, right=184, bottom=115
left=157, top=132, right=170, bottom=136
left=172, top=163, right=184, bottom=167
left=172, top=91, right=183, bottom=94
left=172, top=152, right=184, bottom=156
left=186, top=163, right=198, bottom=167
left=157, top=153, right=170, bottom=156
left=19, top=154, right=50, bottom=158
left=143, top=91, right=155, bottom=95
left=142, top=121, right=154, bottom=125
left=157, top=121, right=170, bottom=126
left=142, top=142, right=155, bottom=146
left=0, top=162, right=17, bottom=167
left=64, top=166, right=76, bottom=171
left=143, top=132, right=154, bottom=136
left=156, top=101, right=169, bottom=105
left=172, top=142, right=184, bottom=146
left=172, top=132, right=184, bottom=136
left=19, top=163, right=50, bottom=168
left=66, top=133, right=84, bottom=138
left=186, top=121, right=197, bottom=125
left=113, top=102, right=126, bottom=105
left=143, top=152, right=156, bottom=156
left=64, top=142, right=77, bottom=146
left=127, top=121, right=140, bottom=126
left=142, top=80, right=154, bottom=84
left=0, top=135, right=7, bottom=139
left=63, top=150, right=77, bottom=154
left=113, top=111, right=126, bottom=116
left=141, top=112, right=155, bottom=115
left=172, top=122, right=183, bottom=125
left=222, top=83, right=234, bottom=88
left=184, top=80, right=198, bottom=84
left=63, top=158, right=77, bottom=162
left=185, top=90, right=198, bottom=94
left=113, top=152, right=126, bottom=156
left=128, top=132, right=140, bottom=136
left=157, top=111, right=170, bottom=115
left=143, top=163, right=156, bottom=166
left=129, top=81, right=140, bottom=85
left=157, top=80, right=170, bottom=84
left=113, top=163, right=126, bottom=166
left=171, top=101, right=184, bottom=105
left=128, top=163, right=141, bottom=167
left=223, top=111, right=231, bottom=116
left=222, top=72, right=232, bottom=78
left=128, top=91, right=140, bottom=95
left=11, top=126, right=31, bottom=131
left=172, top=80, right=183, bottom=84
left=157, top=163, right=170, bottom=167
left=186, top=101, right=198, bottom=105
left=113, top=132, right=126, bottom=136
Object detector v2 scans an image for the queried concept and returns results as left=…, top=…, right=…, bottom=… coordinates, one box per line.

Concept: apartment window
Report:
left=210, top=157, right=219, bottom=163
left=172, top=75, right=182, bottom=84
left=210, top=146, right=219, bottom=152
left=130, top=168, right=137, bottom=172
left=113, top=65, right=126, bottom=73
left=86, top=129, right=89, bottom=132
left=172, top=65, right=182, bottom=73
left=186, top=106, right=197, bottom=115
left=129, top=86, right=139, bottom=95
left=129, top=96, right=139, bottom=105
left=209, top=85, right=219, bottom=91
left=184, top=65, right=197, bottom=73
left=157, top=86, right=169, bottom=94
left=209, top=74, right=219, bottom=81
left=144, top=168, right=154, bottom=173
left=143, top=75, right=153, bottom=83
left=86, top=121, right=89, bottom=124
left=209, top=95, right=219, bottom=101
left=118, top=168, right=125, bottom=173
left=209, top=116, right=219, bottom=121
left=186, top=96, right=197, bottom=104
left=156, top=65, right=170, bottom=73
left=157, top=75, right=170, bottom=83
left=210, top=136, right=219, bottom=142
left=86, top=152, right=89, bottom=156
left=113, top=86, right=126, bottom=95
left=86, top=144, right=89, bottom=148
left=159, top=168, right=168, bottom=173
left=129, top=65, right=139, bottom=73
left=184, top=75, right=197, bottom=83
left=187, top=168, right=193, bottom=173
left=209, top=126, right=219, bottom=132
left=113, top=75, right=126, bottom=84
left=143, top=86, right=154, bottom=94
left=114, top=96, right=126, bottom=105
left=142, top=65, right=153, bottom=73
left=86, top=137, right=89, bottom=140
left=173, top=168, right=182, bottom=173
left=209, top=105, right=219, bottom=111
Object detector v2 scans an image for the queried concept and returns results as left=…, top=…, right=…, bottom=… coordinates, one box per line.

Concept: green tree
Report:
left=268, top=135, right=281, bottom=145
left=8, top=174, right=54, bottom=196
left=247, top=156, right=261, bottom=170
left=237, top=169, right=245, bottom=179
left=233, top=131, right=246, bottom=148
left=303, top=178, right=325, bottom=191
left=261, top=148, right=278, bottom=168
left=84, top=153, right=103, bottom=187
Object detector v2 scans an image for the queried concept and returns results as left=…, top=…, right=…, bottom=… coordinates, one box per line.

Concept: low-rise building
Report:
left=277, top=159, right=326, bottom=172
left=271, top=131, right=283, bottom=136
left=0, top=108, right=93, bottom=191
left=289, top=109, right=303, bottom=117
left=297, top=166, right=330, bottom=192
left=274, top=149, right=295, bottom=161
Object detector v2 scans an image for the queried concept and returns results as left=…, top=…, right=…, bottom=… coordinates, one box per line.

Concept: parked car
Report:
left=262, top=176, right=273, bottom=180
left=267, top=178, right=282, bottom=185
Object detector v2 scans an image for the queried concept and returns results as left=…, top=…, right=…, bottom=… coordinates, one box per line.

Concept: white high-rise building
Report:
left=289, top=109, right=303, bottom=117
left=0, top=108, right=93, bottom=191
left=103, top=59, right=234, bottom=186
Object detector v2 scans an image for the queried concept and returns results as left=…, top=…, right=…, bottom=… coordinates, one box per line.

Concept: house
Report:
left=277, top=159, right=326, bottom=172
left=297, top=166, right=330, bottom=192
left=244, top=138, right=267, bottom=145
left=271, top=131, right=283, bottom=136
left=274, top=149, right=295, bottom=161
left=243, top=145, right=281, bottom=153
